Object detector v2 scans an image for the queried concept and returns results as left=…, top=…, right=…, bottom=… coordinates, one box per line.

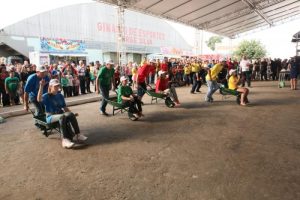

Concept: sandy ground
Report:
left=0, top=81, right=300, bottom=200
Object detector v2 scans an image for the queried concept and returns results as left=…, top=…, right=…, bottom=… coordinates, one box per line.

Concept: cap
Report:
left=120, top=76, right=127, bottom=82
left=106, top=60, right=114, bottom=65
left=51, top=70, right=58, bottom=76
left=229, top=69, right=237, bottom=76
left=49, top=79, right=60, bottom=86
left=150, top=59, right=156, bottom=63
left=158, top=70, right=167, bottom=77
left=36, top=65, right=47, bottom=72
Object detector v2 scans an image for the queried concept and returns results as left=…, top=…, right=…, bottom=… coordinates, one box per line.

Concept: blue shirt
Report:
left=41, top=92, right=66, bottom=123
left=24, top=74, right=50, bottom=101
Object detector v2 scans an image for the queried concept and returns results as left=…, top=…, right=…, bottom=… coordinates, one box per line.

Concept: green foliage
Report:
left=233, top=40, right=267, bottom=60
left=206, top=36, right=223, bottom=51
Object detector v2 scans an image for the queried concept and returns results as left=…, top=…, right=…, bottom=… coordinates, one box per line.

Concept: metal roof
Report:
left=95, top=0, right=300, bottom=38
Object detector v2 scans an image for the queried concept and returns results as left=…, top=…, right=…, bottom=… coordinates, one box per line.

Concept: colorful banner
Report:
left=40, top=37, right=85, bottom=53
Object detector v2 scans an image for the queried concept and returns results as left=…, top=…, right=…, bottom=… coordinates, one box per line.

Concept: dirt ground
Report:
left=0, top=81, right=300, bottom=200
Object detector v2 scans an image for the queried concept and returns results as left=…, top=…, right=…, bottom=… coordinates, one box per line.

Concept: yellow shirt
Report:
left=228, top=76, right=238, bottom=90
left=184, top=65, right=191, bottom=75
left=206, top=63, right=223, bottom=81
left=191, top=63, right=200, bottom=73
left=132, top=68, right=137, bottom=76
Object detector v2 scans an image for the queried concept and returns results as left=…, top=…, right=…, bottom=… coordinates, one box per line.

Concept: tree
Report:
left=233, top=40, right=267, bottom=60
left=206, top=36, right=223, bottom=51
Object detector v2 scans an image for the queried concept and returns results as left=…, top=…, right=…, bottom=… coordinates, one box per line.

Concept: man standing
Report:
left=24, top=65, right=50, bottom=116
left=136, top=60, right=150, bottom=103
left=240, top=55, right=251, bottom=87
left=96, top=60, right=115, bottom=116
left=205, top=60, right=226, bottom=102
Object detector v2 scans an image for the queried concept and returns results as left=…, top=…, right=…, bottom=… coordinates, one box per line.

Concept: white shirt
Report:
left=240, top=59, right=251, bottom=72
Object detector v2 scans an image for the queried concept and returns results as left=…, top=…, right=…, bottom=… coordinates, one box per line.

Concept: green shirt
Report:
left=97, top=67, right=115, bottom=87
left=117, top=85, right=133, bottom=103
left=60, top=77, right=69, bottom=87
left=5, top=77, right=19, bottom=92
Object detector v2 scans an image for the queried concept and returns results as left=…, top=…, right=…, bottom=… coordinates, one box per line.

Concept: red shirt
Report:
left=161, top=63, right=168, bottom=72
left=149, top=64, right=156, bottom=74
left=155, top=77, right=169, bottom=92
left=137, top=64, right=150, bottom=83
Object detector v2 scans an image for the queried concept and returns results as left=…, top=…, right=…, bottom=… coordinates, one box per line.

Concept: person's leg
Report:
left=237, top=88, right=246, bottom=105
left=246, top=71, right=251, bottom=87
left=206, top=80, right=213, bottom=101
left=50, top=114, right=72, bottom=140
left=196, top=80, right=201, bottom=92
left=137, top=82, right=146, bottom=101
left=133, top=96, right=142, bottom=112
left=169, top=86, right=179, bottom=103
left=211, top=81, right=219, bottom=98
left=64, top=112, right=80, bottom=134
left=241, top=72, right=246, bottom=87
left=100, top=85, right=109, bottom=113
left=191, top=73, right=197, bottom=93
left=31, top=99, right=45, bottom=116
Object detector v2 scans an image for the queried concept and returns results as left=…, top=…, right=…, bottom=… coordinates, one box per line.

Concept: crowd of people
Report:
left=0, top=56, right=298, bottom=108
left=0, top=55, right=298, bottom=148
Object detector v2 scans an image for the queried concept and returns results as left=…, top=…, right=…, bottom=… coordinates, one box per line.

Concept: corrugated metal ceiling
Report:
left=95, top=0, right=300, bottom=38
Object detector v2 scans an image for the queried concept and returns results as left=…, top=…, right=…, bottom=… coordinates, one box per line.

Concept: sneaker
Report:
left=100, top=111, right=109, bottom=116
left=62, top=138, right=75, bottom=149
left=73, top=134, right=88, bottom=142
left=133, top=113, right=139, bottom=118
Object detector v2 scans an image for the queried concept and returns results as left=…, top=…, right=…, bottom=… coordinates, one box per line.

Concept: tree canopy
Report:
left=233, top=40, right=267, bottom=60
left=206, top=36, right=223, bottom=51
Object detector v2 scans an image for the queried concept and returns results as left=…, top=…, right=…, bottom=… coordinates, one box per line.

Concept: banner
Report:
left=40, top=37, right=85, bottom=53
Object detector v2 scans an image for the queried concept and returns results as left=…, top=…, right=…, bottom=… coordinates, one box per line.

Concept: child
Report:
left=73, top=75, right=80, bottom=96
left=5, top=69, right=20, bottom=106
left=60, top=75, right=69, bottom=98
left=65, top=71, right=73, bottom=97
left=228, top=69, right=249, bottom=106
left=131, top=64, right=138, bottom=89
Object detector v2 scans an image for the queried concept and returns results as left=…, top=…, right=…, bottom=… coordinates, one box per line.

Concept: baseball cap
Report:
left=49, top=79, right=60, bottom=86
left=106, top=60, right=114, bottom=65
left=120, top=76, right=127, bottom=82
left=36, top=65, right=47, bottom=72
left=229, top=69, right=237, bottom=75
left=51, top=70, right=58, bottom=76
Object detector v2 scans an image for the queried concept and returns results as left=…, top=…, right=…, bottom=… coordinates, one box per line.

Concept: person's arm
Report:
left=24, top=92, right=29, bottom=111
left=37, top=79, right=45, bottom=102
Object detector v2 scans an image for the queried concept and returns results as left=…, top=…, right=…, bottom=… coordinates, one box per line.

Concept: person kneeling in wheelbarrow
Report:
left=228, top=69, right=249, bottom=106
left=37, top=79, right=88, bottom=149
left=118, top=76, right=143, bottom=118
left=156, top=70, right=180, bottom=106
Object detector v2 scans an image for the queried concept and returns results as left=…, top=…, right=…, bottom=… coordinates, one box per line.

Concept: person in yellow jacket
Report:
left=183, top=63, right=191, bottom=86
left=228, top=69, right=249, bottom=106
left=190, top=60, right=201, bottom=93
left=205, top=60, right=226, bottom=102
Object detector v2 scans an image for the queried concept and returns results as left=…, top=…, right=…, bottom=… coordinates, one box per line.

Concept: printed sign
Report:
left=40, top=37, right=85, bottom=53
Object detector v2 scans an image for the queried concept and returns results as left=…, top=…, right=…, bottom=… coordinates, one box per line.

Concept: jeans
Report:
left=191, top=73, right=201, bottom=93
left=164, top=85, right=179, bottom=102
left=100, top=85, right=110, bottom=112
left=241, top=71, right=251, bottom=87
left=122, top=96, right=142, bottom=113
left=50, top=112, right=80, bottom=140
left=206, top=80, right=219, bottom=101
left=79, top=76, right=86, bottom=94
left=31, top=98, right=45, bottom=116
